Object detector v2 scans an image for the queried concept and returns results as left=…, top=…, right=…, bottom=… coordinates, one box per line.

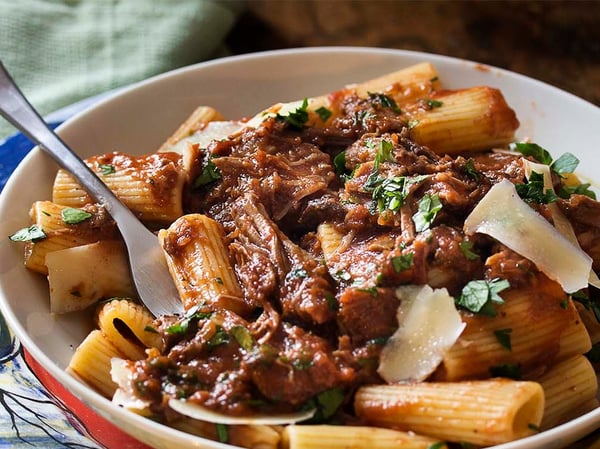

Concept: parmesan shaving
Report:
left=377, top=285, right=465, bottom=383
left=464, top=178, right=592, bottom=293
left=168, top=398, right=315, bottom=425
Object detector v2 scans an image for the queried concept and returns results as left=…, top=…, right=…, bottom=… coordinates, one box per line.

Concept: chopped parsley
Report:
left=357, top=286, right=378, bottom=297
left=286, top=268, right=308, bottom=280
left=364, top=140, right=395, bottom=190
left=334, top=270, right=352, bottom=282
left=571, top=290, right=600, bottom=322
left=9, top=224, right=46, bottom=242
left=391, top=253, right=414, bottom=273
left=516, top=171, right=558, bottom=204
left=333, top=150, right=353, bottom=182
left=194, top=158, right=221, bottom=188
left=367, top=92, right=402, bottom=114
left=459, top=240, right=479, bottom=261
left=412, top=193, right=442, bottom=232
left=277, top=98, right=310, bottom=129
left=426, top=99, right=443, bottom=109
left=304, top=387, right=345, bottom=423
left=165, top=305, right=213, bottom=335
left=456, top=278, right=510, bottom=316
left=207, top=326, right=229, bottom=348
left=230, top=325, right=255, bottom=351
left=552, top=152, right=579, bottom=175
left=427, top=443, right=447, bottom=449
left=407, top=119, right=419, bottom=129
left=371, top=174, right=428, bottom=213
left=325, top=293, right=339, bottom=311
left=489, top=363, right=521, bottom=380
left=512, top=142, right=553, bottom=165
left=464, top=158, right=480, bottom=181
left=216, top=423, right=228, bottom=443
left=559, top=182, right=597, bottom=200
left=61, top=207, right=92, bottom=224
left=512, top=142, right=579, bottom=177
left=315, top=106, right=332, bottom=122
left=493, top=328, right=513, bottom=351
left=98, top=163, right=115, bottom=175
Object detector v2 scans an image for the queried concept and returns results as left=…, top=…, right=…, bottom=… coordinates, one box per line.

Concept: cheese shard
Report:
left=378, top=285, right=465, bottom=383
left=168, top=398, right=315, bottom=425
left=464, top=178, right=592, bottom=293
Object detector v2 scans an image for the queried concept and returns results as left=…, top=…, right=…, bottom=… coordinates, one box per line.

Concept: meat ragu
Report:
left=15, top=63, right=600, bottom=448
left=125, top=82, right=600, bottom=428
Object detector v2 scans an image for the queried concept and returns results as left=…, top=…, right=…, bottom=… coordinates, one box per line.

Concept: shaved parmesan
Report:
left=522, top=159, right=600, bottom=290
left=464, top=178, right=592, bottom=293
left=168, top=398, right=315, bottom=425
left=110, top=358, right=152, bottom=415
left=377, top=285, right=465, bottom=383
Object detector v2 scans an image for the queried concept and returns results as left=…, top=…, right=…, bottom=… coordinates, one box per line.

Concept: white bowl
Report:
left=1, top=47, right=599, bottom=449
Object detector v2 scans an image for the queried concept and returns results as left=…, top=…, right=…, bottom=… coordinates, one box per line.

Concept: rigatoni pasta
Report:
left=9, top=61, right=600, bottom=449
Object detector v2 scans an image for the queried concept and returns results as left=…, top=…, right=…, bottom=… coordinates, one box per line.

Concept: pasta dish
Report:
left=9, top=62, right=600, bottom=449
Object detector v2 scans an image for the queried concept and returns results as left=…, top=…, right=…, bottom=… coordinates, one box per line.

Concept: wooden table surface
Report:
left=227, top=0, right=600, bottom=107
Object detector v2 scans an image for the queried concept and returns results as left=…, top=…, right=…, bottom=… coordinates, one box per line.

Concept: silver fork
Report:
left=0, top=61, right=183, bottom=317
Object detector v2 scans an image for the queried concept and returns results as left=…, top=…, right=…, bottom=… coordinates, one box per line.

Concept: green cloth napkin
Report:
left=0, top=0, right=244, bottom=141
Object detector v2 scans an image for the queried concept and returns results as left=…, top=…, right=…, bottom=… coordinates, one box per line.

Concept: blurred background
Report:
left=1, top=0, right=599, bottom=142
left=228, top=0, right=600, bottom=107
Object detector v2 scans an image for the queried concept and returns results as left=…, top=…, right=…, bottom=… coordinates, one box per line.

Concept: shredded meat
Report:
left=128, top=91, right=599, bottom=421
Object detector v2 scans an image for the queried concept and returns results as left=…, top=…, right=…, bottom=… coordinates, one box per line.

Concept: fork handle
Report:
left=0, top=61, right=141, bottom=232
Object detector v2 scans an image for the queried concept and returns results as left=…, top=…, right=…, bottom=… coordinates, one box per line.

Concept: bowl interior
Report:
left=1, top=47, right=599, bottom=449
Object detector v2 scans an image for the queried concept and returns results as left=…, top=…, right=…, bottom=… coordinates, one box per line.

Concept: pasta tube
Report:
left=158, top=213, right=250, bottom=315
left=97, top=299, right=162, bottom=360
left=409, top=86, right=519, bottom=154
left=537, top=355, right=598, bottom=429
left=68, top=329, right=123, bottom=397
left=52, top=151, right=185, bottom=226
left=281, top=424, right=447, bottom=449
left=24, top=200, right=117, bottom=274
left=354, top=379, right=544, bottom=446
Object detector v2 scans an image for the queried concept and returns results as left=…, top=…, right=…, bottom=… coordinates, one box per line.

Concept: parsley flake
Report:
left=494, top=328, right=513, bottom=351
left=459, top=241, right=479, bottom=261
left=364, top=140, right=395, bottom=190
left=9, top=224, right=46, bottom=242
left=391, top=253, right=414, bottom=273
left=457, top=278, right=510, bottom=316
left=230, top=325, right=255, bottom=351
left=367, top=92, right=402, bottom=113
left=516, top=171, right=558, bottom=204
left=412, top=193, right=442, bottom=232
left=559, top=183, right=597, bottom=200
left=315, top=106, right=332, bottom=122
left=98, top=163, right=115, bottom=175
left=194, top=158, right=221, bottom=188
left=489, top=363, right=521, bottom=380
left=61, top=207, right=92, bottom=224
left=278, top=98, right=310, bottom=129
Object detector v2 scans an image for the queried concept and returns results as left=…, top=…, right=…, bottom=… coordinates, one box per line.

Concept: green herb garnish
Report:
left=368, top=92, right=402, bottom=114
left=371, top=175, right=428, bottom=213
left=391, top=253, right=414, bottom=273
left=516, top=171, right=558, bottom=204
left=230, top=325, right=255, bottom=351
left=315, top=106, right=332, bottom=122
left=9, top=225, right=46, bottom=242
left=278, top=98, right=310, bottom=129
left=61, top=207, right=92, bottom=224
left=489, top=363, right=521, bottom=380
left=559, top=182, right=597, bottom=200
left=456, top=278, right=510, bottom=316
left=459, top=241, right=479, bottom=261
left=494, top=328, right=513, bottom=351
left=98, top=163, right=115, bottom=175
left=194, top=158, right=221, bottom=188
left=412, top=193, right=442, bottom=232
